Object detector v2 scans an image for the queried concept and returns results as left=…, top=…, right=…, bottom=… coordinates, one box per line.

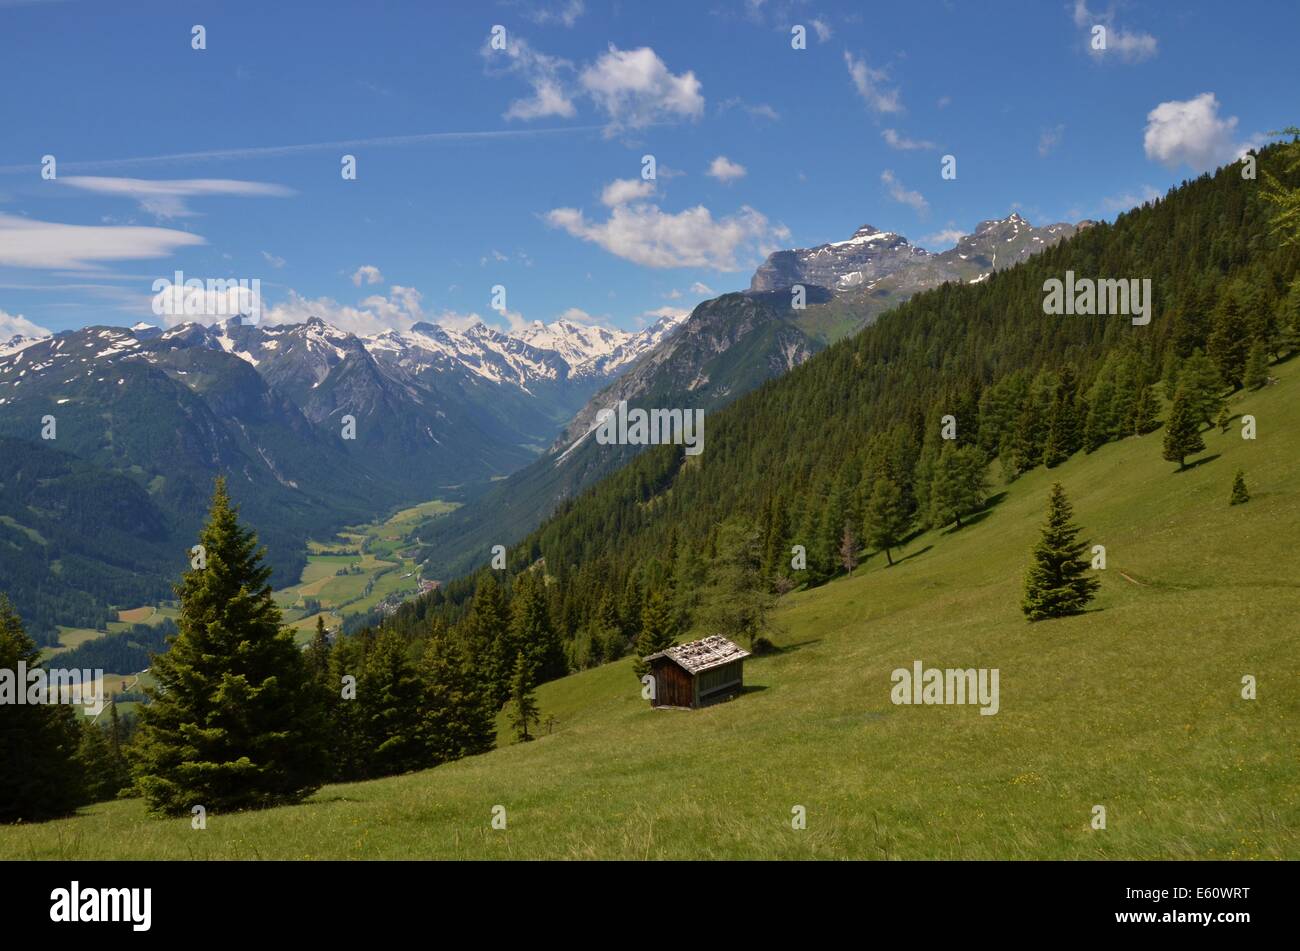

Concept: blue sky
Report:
left=1, top=0, right=1296, bottom=339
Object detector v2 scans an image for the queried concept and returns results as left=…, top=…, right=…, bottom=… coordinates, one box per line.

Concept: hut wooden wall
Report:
left=650, top=657, right=694, bottom=708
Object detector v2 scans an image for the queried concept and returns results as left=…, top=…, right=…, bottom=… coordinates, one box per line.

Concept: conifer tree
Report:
left=420, top=621, right=495, bottom=764
left=1243, top=340, right=1270, bottom=390
left=506, top=654, right=539, bottom=743
left=510, top=572, right=566, bottom=685
left=0, top=595, right=86, bottom=822
left=929, top=444, right=988, bottom=530
left=304, top=614, right=330, bottom=687
left=79, top=715, right=132, bottom=803
left=1132, top=384, right=1160, bottom=435
left=463, top=573, right=509, bottom=708
left=1230, top=470, right=1250, bottom=505
left=1216, top=405, right=1232, bottom=433
left=358, top=630, right=427, bottom=778
left=1276, top=277, right=1300, bottom=355
left=325, top=631, right=367, bottom=781
left=133, top=478, right=327, bottom=815
left=1021, top=484, right=1100, bottom=621
left=1179, top=350, right=1225, bottom=427
left=1162, top=388, right=1206, bottom=470
left=863, top=477, right=910, bottom=566
left=633, top=588, right=677, bottom=678
left=701, top=518, right=774, bottom=648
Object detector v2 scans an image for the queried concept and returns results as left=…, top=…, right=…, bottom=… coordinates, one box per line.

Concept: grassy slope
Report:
left=5, top=363, right=1297, bottom=860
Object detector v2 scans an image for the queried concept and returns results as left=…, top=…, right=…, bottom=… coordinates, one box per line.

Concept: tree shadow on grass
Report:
left=890, top=544, right=933, bottom=565
left=768, top=638, right=822, bottom=655
left=1179, top=453, right=1222, bottom=472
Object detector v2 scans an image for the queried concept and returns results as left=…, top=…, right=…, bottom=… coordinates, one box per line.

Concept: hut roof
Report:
left=645, top=635, right=751, bottom=674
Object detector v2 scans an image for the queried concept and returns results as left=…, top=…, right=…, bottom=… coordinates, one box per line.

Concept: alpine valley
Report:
left=0, top=312, right=680, bottom=641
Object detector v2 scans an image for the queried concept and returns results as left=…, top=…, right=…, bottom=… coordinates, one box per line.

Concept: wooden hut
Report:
left=644, top=635, right=751, bottom=709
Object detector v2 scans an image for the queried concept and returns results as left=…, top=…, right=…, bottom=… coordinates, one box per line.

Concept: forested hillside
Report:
left=383, top=141, right=1299, bottom=703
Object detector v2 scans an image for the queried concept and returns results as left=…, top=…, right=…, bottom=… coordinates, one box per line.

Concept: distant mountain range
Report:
left=410, top=212, right=1088, bottom=580
left=0, top=312, right=681, bottom=639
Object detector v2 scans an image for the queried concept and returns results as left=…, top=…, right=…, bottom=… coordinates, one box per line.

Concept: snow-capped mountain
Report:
left=751, top=213, right=1090, bottom=294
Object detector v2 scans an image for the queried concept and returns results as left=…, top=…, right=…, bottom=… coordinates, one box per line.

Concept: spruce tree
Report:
left=1161, top=388, right=1206, bottom=470
left=509, top=572, right=566, bottom=685
left=1243, top=340, right=1270, bottom=390
left=1216, top=405, right=1231, bottom=433
left=633, top=588, right=677, bottom=678
left=1132, top=384, right=1160, bottom=436
left=133, top=478, right=327, bottom=815
left=701, top=518, right=774, bottom=648
left=420, top=621, right=496, bottom=763
left=359, top=630, right=428, bottom=778
left=506, top=654, right=539, bottom=743
left=304, top=614, right=330, bottom=687
left=324, top=631, right=367, bottom=781
left=863, top=477, right=909, bottom=566
left=463, top=573, right=509, bottom=709
left=0, top=595, right=86, bottom=822
left=1230, top=470, right=1251, bottom=505
left=1179, top=350, right=1225, bottom=427
left=1021, top=484, right=1100, bottom=621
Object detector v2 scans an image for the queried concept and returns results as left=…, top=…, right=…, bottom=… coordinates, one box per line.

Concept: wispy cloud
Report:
left=845, top=51, right=902, bottom=114
left=0, top=214, right=204, bottom=270
left=1072, top=0, right=1157, bottom=63
left=351, top=265, right=384, bottom=286
left=59, top=176, right=293, bottom=219
left=882, top=129, right=935, bottom=151
left=1038, top=124, right=1065, bottom=157
left=881, top=170, right=928, bottom=215
left=0, top=126, right=606, bottom=177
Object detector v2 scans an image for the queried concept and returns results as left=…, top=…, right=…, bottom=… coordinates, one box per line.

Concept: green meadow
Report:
left=5, top=364, right=1296, bottom=861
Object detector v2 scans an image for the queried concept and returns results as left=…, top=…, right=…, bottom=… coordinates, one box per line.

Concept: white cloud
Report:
left=0, top=214, right=204, bottom=270
left=882, top=128, right=935, bottom=151
left=60, top=176, right=293, bottom=219
left=717, top=97, right=780, bottom=121
left=544, top=202, right=787, bottom=270
left=555, top=306, right=601, bottom=324
left=488, top=36, right=578, bottom=121
left=351, top=265, right=384, bottom=286
left=811, top=19, right=833, bottom=43
left=1143, top=93, right=1248, bottom=172
left=261, top=250, right=286, bottom=269
left=525, top=0, right=584, bottom=27
left=844, top=52, right=902, bottom=115
left=689, top=281, right=714, bottom=295
left=880, top=170, right=928, bottom=215
left=266, top=285, right=535, bottom=335
left=0, top=308, right=51, bottom=340
left=601, top=177, right=655, bottom=206
left=1038, top=123, right=1065, bottom=157
left=921, top=228, right=967, bottom=248
left=580, top=45, right=705, bottom=132
left=1072, top=1, right=1157, bottom=63
left=707, top=156, right=747, bottom=182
